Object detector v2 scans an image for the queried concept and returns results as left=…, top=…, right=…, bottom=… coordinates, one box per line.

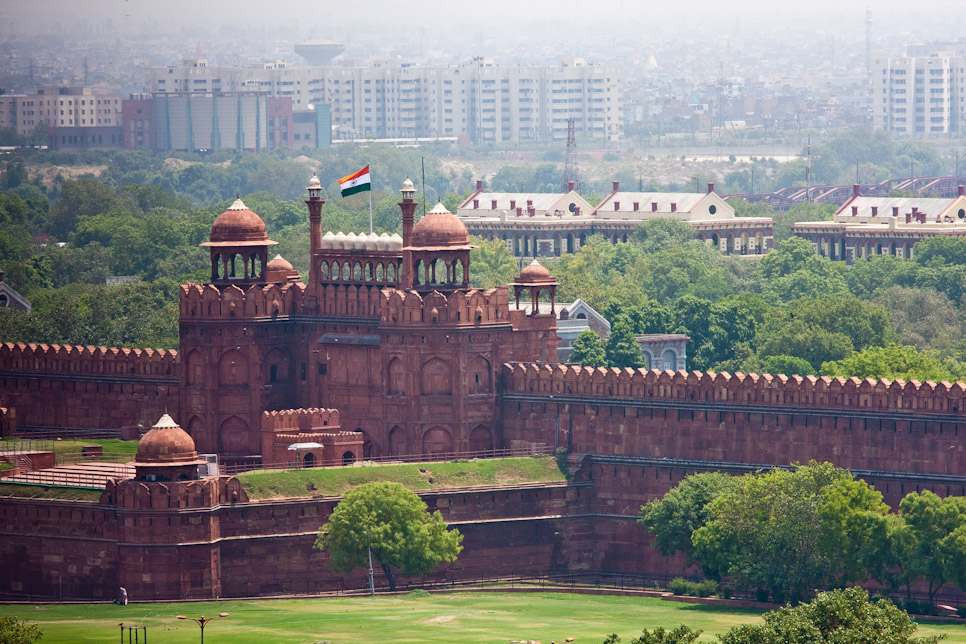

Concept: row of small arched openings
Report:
left=320, top=259, right=400, bottom=284
left=412, top=257, right=467, bottom=286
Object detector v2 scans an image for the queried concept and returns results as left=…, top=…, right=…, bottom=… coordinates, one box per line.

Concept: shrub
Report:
left=957, top=605, right=966, bottom=618
left=695, top=580, right=719, bottom=598
left=669, top=578, right=691, bottom=595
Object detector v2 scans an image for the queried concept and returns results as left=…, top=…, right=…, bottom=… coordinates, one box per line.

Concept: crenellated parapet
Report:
left=0, top=342, right=179, bottom=379
left=179, top=281, right=306, bottom=320
left=260, top=407, right=362, bottom=467
left=261, top=408, right=340, bottom=433
left=103, top=475, right=248, bottom=510
left=502, top=363, right=966, bottom=415
left=380, top=286, right=511, bottom=326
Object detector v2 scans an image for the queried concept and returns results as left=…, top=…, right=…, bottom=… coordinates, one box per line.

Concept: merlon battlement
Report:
left=503, top=363, right=966, bottom=414
left=381, top=286, right=510, bottom=326
left=0, top=342, right=178, bottom=377
left=261, top=408, right=340, bottom=432
left=180, top=282, right=306, bottom=319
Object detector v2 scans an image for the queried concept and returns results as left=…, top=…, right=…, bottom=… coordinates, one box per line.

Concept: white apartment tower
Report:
left=872, top=53, right=966, bottom=135
left=146, top=58, right=621, bottom=143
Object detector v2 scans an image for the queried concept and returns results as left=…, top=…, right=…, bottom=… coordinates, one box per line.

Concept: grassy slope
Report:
left=1, top=592, right=963, bottom=644
left=0, top=437, right=140, bottom=459
left=0, top=484, right=102, bottom=500
left=238, top=456, right=566, bottom=500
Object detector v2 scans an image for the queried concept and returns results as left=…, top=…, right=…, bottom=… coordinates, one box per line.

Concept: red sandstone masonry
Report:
left=179, top=280, right=515, bottom=328
left=0, top=342, right=178, bottom=378
left=502, top=363, right=966, bottom=415
left=0, top=343, right=180, bottom=431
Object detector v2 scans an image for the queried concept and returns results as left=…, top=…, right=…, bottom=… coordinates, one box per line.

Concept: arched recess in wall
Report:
left=219, top=416, right=250, bottom=454
left=359, top=429, right=381, bottom=458
left=467, top=355, right=492, bottom=395
left=469, top=425, right=493, bottom=453
left=185, top=349, right=204, bottom=385
left=186, top=416, right=206, bottom=450
left=661, top=348, right=678, bottom=371
left=422, top=426, right=453, bottom=455
left=218, top=349, right=249, bottom=386
left=388, top=425, right=407, bottom=456
left=263, top=347, right=289, bottom=385
left=386, top=357, right=406, bottom=395
left=420, top=357, right=452, bottom=396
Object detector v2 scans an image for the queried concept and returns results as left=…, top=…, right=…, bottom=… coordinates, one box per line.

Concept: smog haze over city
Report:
left=3, top=0, right=966, bottom=70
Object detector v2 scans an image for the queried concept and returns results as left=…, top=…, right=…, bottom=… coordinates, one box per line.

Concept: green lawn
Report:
left=0, top=437, right=139, bottom=460
left=238, top=456, right=567, bottom=499
left=1, top=592, right=963, bottom=644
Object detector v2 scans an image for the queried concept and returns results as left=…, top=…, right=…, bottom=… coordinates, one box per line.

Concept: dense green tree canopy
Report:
left=639, top=472, right=739, bottom=567
left=691, top=462, right=889, bottom=603
left=719, top=587, right=941, bottom=644
left=314, top=481, right=463, bottom=592
left=570, top=329, right=607, bottom=367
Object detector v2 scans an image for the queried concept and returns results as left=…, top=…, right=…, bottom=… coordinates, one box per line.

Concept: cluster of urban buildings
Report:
left=0, top=56, right=620, bottom=151
left=145, top=56, right=621, bottom=143
left=0, top=84, right=332, bottom=153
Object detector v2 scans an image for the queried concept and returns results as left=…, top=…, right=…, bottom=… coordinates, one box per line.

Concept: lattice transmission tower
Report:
left=562, top=117, right=580, bottom=193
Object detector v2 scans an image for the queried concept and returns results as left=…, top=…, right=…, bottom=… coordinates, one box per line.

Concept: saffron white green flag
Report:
left=339, top=165, right=371, bottom=197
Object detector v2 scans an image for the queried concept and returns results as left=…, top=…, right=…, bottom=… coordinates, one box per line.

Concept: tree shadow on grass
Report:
left=676, top=603, right=763, bottom=616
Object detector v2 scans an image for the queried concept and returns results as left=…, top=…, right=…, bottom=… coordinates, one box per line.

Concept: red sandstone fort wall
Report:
left=0, top=480, right=595, bottom=600
left=501, top=364, right=966, bottom=476
left=0, top=343, right=180, bottom=431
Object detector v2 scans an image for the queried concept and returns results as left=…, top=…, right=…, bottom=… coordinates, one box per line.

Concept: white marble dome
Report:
left=333, top=231, right=347, bottom=249
left=389, top=233, right=403, bottom=251
left=320, top=231, right=335, bottom=249
left=377, top=232, right=390, bottom=251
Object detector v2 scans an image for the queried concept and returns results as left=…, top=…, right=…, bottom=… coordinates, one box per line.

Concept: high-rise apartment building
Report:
left=871, top=53, right=966, bottom=135
left=146, top=58, right=622, bottom=143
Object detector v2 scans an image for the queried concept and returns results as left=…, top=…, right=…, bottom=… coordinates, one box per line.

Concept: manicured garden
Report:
left=1, top=591, right=964, bottom=644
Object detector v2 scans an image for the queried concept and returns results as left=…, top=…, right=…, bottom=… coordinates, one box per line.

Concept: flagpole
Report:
left=368, top=164, right=374, bottom=234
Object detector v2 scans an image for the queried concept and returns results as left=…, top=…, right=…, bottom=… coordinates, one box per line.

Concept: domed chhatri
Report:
left=134, top=414, right=205, bottom=482
left=411, top=202, right=472, bottom=249
left=265, top=254, right=299, bottom=283
left=517, top=259, right=554, bottom=283
left=512, top=260, right=558, bottom=315
left=207, top=199, right=271, bottom=246
left=202, top=198, right=277, bottom=284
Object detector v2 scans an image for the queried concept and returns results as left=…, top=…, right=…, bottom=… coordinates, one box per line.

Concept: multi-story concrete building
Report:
left=146, top=58, right=621, bottom=143
left=0, top=86, right=122, bottom=138
left=871, top=53, right=966, bottom=135
left=457, top=181, right=774, bottom=258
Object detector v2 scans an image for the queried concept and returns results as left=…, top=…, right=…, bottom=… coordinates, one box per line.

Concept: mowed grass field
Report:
left=2, top=592, right=966, bottom=644
left=237, top=456, right=566, bottom=499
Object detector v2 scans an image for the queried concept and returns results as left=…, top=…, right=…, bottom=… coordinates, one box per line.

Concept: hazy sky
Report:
left=4, top=0, right=964, bottom=36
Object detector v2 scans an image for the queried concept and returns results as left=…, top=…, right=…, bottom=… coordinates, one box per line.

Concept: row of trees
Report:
left=641, top=462, right=966, bottom=605
left=562, top=219, right=966, bottom=381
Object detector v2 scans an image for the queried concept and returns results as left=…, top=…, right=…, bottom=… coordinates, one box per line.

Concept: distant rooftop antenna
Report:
left=562, top=117, right=580, bottom=193
left=806, top=134, right=812, bottom=203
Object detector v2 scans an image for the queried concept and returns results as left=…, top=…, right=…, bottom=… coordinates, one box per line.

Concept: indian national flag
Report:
left=339, top=165, right=371, bottom=197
